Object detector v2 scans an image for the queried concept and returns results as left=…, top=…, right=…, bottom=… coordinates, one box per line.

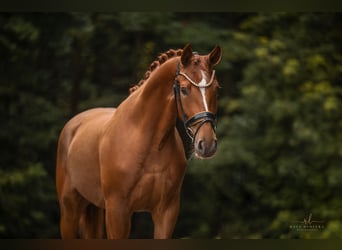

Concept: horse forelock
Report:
left=129, top=48, right=183, bottom=95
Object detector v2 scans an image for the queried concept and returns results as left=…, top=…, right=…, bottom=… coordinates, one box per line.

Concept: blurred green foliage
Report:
left=0, top=13, right=341, bottom=238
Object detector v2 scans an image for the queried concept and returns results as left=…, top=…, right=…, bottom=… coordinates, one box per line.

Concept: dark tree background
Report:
left=0, top=13, right=341, bottom=238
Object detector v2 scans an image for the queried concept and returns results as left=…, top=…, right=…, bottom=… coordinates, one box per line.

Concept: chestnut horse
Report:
left=56, top=44, right=222, bottom=239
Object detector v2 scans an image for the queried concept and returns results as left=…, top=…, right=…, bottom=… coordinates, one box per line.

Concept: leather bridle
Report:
left=173, top=62, right=217, bottom=142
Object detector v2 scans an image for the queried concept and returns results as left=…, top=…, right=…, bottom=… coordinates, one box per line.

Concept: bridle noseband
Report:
left=173, top=62, right=217, bottom=141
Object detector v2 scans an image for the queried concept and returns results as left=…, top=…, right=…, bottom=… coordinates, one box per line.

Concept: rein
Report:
left=173, top=62, right=217, bottom=142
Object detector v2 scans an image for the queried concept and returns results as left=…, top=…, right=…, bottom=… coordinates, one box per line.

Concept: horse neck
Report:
left=121, top=58, right=179, bottom=143
left=140, top=57, right=178, bottom=101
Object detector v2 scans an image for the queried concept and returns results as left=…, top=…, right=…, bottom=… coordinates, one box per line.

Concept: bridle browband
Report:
left=173, top=62, right=217, bottom=142
left=178, top=70, right=216, bottom=88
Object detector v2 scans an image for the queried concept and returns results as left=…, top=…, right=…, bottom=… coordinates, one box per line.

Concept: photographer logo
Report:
left=289, top=213, right=325, bottom=232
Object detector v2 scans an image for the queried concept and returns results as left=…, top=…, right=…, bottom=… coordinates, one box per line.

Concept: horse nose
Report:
left=196, top=138, right=217, bottom=158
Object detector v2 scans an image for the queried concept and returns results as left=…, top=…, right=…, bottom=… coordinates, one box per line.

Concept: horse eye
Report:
left=181, top=87, right=189, bottom=96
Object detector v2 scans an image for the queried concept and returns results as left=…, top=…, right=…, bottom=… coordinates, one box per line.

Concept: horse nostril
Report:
left=195, top=138, right=217, bottom=158
left=198, top=140, right=204, bottom=152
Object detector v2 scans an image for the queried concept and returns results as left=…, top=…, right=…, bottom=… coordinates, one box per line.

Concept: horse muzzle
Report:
left=194, top=136, right=217, bottom=159
left=192, top=120, right=218, bottom=159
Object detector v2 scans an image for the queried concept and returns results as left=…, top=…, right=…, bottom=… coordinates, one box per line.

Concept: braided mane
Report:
left=129, top=48, right=183, bottom=94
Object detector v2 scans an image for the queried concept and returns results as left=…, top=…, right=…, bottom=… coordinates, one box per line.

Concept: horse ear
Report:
left=208, top=45, right=222, bottom=66
left=181, top=44, right=193, bottom=66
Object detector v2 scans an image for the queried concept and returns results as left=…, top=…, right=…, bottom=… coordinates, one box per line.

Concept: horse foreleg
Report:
left=152, top=196, right=180, bottom=239
left=105, top=198, right=132, bottom=239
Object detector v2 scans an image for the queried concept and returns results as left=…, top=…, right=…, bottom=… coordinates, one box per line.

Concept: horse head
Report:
left=174, top=44, right=222, bottom=159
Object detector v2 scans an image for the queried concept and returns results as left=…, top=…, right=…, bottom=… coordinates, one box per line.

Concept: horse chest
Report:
left=130, top=168, right=184, bottom=211
left=128, top=134, right=187, bottom=207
